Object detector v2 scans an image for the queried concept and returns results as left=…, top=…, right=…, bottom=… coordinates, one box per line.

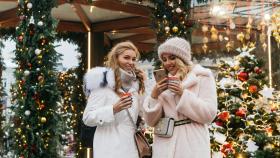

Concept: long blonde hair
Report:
left=106, top=41, right=145, bottom=95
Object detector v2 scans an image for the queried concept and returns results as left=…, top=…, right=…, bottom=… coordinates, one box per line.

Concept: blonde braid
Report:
left=135, top=68, right=145, bottom=94
left=114, top=68, right=122, bottom=95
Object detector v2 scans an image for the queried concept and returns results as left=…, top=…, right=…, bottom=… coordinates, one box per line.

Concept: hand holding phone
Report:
left=153, top=69, right=167, bottom=82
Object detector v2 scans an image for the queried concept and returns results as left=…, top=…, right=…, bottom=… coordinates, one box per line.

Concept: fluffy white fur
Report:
left=83, top=67, right=115, bottom=96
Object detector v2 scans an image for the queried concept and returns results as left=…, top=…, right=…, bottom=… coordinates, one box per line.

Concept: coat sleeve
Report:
left=142, top=96, right=163, bottom=127
left=176, top=74, right=217, bottom=124
left=82, top=88, right=115, bottom=127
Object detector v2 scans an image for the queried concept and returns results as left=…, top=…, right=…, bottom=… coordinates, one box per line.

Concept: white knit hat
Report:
left=158, top=37, right=192, bottom=65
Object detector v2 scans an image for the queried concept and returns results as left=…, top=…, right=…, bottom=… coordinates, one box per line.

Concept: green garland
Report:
left=0, top=39, right=6, bottom=156
left=10, top=0, right=63, bottom=157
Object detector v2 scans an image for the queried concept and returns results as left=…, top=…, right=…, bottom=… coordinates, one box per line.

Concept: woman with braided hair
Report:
left=83, top=41, right=146, bottom=158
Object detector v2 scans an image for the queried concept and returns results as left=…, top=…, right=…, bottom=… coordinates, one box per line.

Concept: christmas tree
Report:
left=0, top=39, right=6, bottom=155
left=9, top=0, right=63, bottom=157
left=210, top=51, right=280, bottom=158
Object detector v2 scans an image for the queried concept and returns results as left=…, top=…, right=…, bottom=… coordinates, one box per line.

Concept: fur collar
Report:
left=182, top=64, right=213, bottom=89
left=83, top=67, right=115, bottom=96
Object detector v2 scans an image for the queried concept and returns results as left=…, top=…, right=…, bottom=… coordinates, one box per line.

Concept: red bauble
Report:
left=39, top=104, right=45, bottom=110
left=218, top=111, right=230, bottom=121
left=215, top=121, right=223, bottom=126
left=18, top=35, right=24, bottom=42
left=235, top=107, right=246, bottom=118
left=249, top=85, right=258, bottom=93
left=254, top=67, right=262, bottom=74
left=238, top=72, right=249, bottom=82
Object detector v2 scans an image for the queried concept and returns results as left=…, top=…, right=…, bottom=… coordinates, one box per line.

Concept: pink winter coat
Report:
left=143, top=64, right=217, bottom=158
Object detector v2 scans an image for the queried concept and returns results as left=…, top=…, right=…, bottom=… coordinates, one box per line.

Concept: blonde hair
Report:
left=106, top=41, right=145, bottom=95
left=163, top=57, right=192, bottom=81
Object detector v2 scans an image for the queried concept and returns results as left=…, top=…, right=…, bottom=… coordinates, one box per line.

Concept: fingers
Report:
left=158, top=77, right=168, bottom=85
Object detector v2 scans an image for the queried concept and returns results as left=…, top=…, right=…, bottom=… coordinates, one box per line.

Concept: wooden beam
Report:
left=134, top=42, right=155, bottom=52
left=57, top=21, right=87, bottom=32
left=113, top=34, right=155, bottom=44
left=115, top=27, right=154, bottom=34
left=0, top=18, right=19, bottom=28
left=91, top=0, right=151, bottom=17
left=92, top=17, right=151, bottom=32
left=71, top=3, right=91, bottom=31
left=0, top=8, right=18, bottom=22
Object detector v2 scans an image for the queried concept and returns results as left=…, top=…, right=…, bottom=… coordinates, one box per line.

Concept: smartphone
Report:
left=153, top=69, right=167, bottom=82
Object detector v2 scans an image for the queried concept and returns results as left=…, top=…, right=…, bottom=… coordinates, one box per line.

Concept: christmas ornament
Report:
left=164, top=26, right=170, bottom=32
left=24, top=110, right=31, bottom=116
left=29, top=16, right=35, bottom=24
left=24, top=70, right=30, bottom=76
left=249, top=85, right=258, bottom=93
left=246, top=139, right=259, bottom=152
left=202, top=25, right=208, bottom=33
left=259, top=85, right=274, bottom=99
left=18, top=35, right=24, bottom=42
left=213, top=132, right=226, bottom=144
left=202, top=37, right=209, bottom=44
left=37, top=21, right=43, bottom=26
left=229, top=22, right=236, bottom=29
left=218, top=34, right=223, bottom=42
left=41, top=117, right=47, bottom=123
left=175, top=7, right=182, bottom=13
left=39, top=104, right=45, bottom=110
left=27, top=3, right=33, bottom=9
left=237, top=32, right=245, bottom=42
left=254, top=67, right=262, bottom=74
left=218, top=111, right=230, bottom=121
left=202, top=44, right=208, bottom=53
left=238, top=72, right=248, bottom=82
left=35, top=49, right=41, bottom=55
left=235, top=107, right=246, bottom=118
left=172, top=26, right=178, bottom=33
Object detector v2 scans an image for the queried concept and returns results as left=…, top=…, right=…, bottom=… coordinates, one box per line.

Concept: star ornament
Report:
left=259, top=86, right=274, bottom=99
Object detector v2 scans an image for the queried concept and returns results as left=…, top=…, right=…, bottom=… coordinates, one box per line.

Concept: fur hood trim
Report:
left=83, top=67, right=115, bottom=96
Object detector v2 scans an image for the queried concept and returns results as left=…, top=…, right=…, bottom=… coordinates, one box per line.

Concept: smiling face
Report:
left=161, top=53, right=179, bottom=76
left=117, top=49, right=137, bottom=72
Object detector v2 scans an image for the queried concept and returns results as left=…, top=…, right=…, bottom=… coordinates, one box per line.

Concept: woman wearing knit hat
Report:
left=142, top=37, right=217, bottom=158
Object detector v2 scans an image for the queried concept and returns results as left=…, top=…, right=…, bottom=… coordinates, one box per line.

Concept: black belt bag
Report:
left=154, top=117, right=191, bottom=138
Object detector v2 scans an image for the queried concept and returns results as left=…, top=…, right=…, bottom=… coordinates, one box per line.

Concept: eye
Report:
left=124, top=56, right=130, bottom=59
left=132, top=58, right=136, bottom=61
left=169, top=55, right=176, bottom=60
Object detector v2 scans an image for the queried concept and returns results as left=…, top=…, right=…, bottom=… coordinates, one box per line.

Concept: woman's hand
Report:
left=168, top=81, right=183, bottom=96
left=135, top=69, right=147, bottom=81
left=113, top=96, right=132, bottom=114
left=151, top=77, right=168, bottom=99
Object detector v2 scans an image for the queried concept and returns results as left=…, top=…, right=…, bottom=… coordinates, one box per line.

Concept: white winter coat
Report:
left=82, top=67, right=142, bottom=158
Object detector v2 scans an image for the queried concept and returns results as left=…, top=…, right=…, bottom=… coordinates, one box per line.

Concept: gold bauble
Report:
left=237, top=32, right=245, bottom=42
left=202, top=44, right=208, bottom=53
left=172, top=26, right=178, bottom=33
left=41, top=117, right=47, bottom=123
left=17, top=128, right=22, bottom=134
left=245, top=33, right=251, bottom=40
left=211, top=33, right=218, bottom=41
left=234, top=65, right=240, bottom=71
left=202, top=25, right=208, bottom=33
left=203, top=37, right=209, bottom=43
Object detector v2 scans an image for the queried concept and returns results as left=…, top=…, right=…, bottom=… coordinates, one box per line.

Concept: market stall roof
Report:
left=0, top=0, right=279, bottom=52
